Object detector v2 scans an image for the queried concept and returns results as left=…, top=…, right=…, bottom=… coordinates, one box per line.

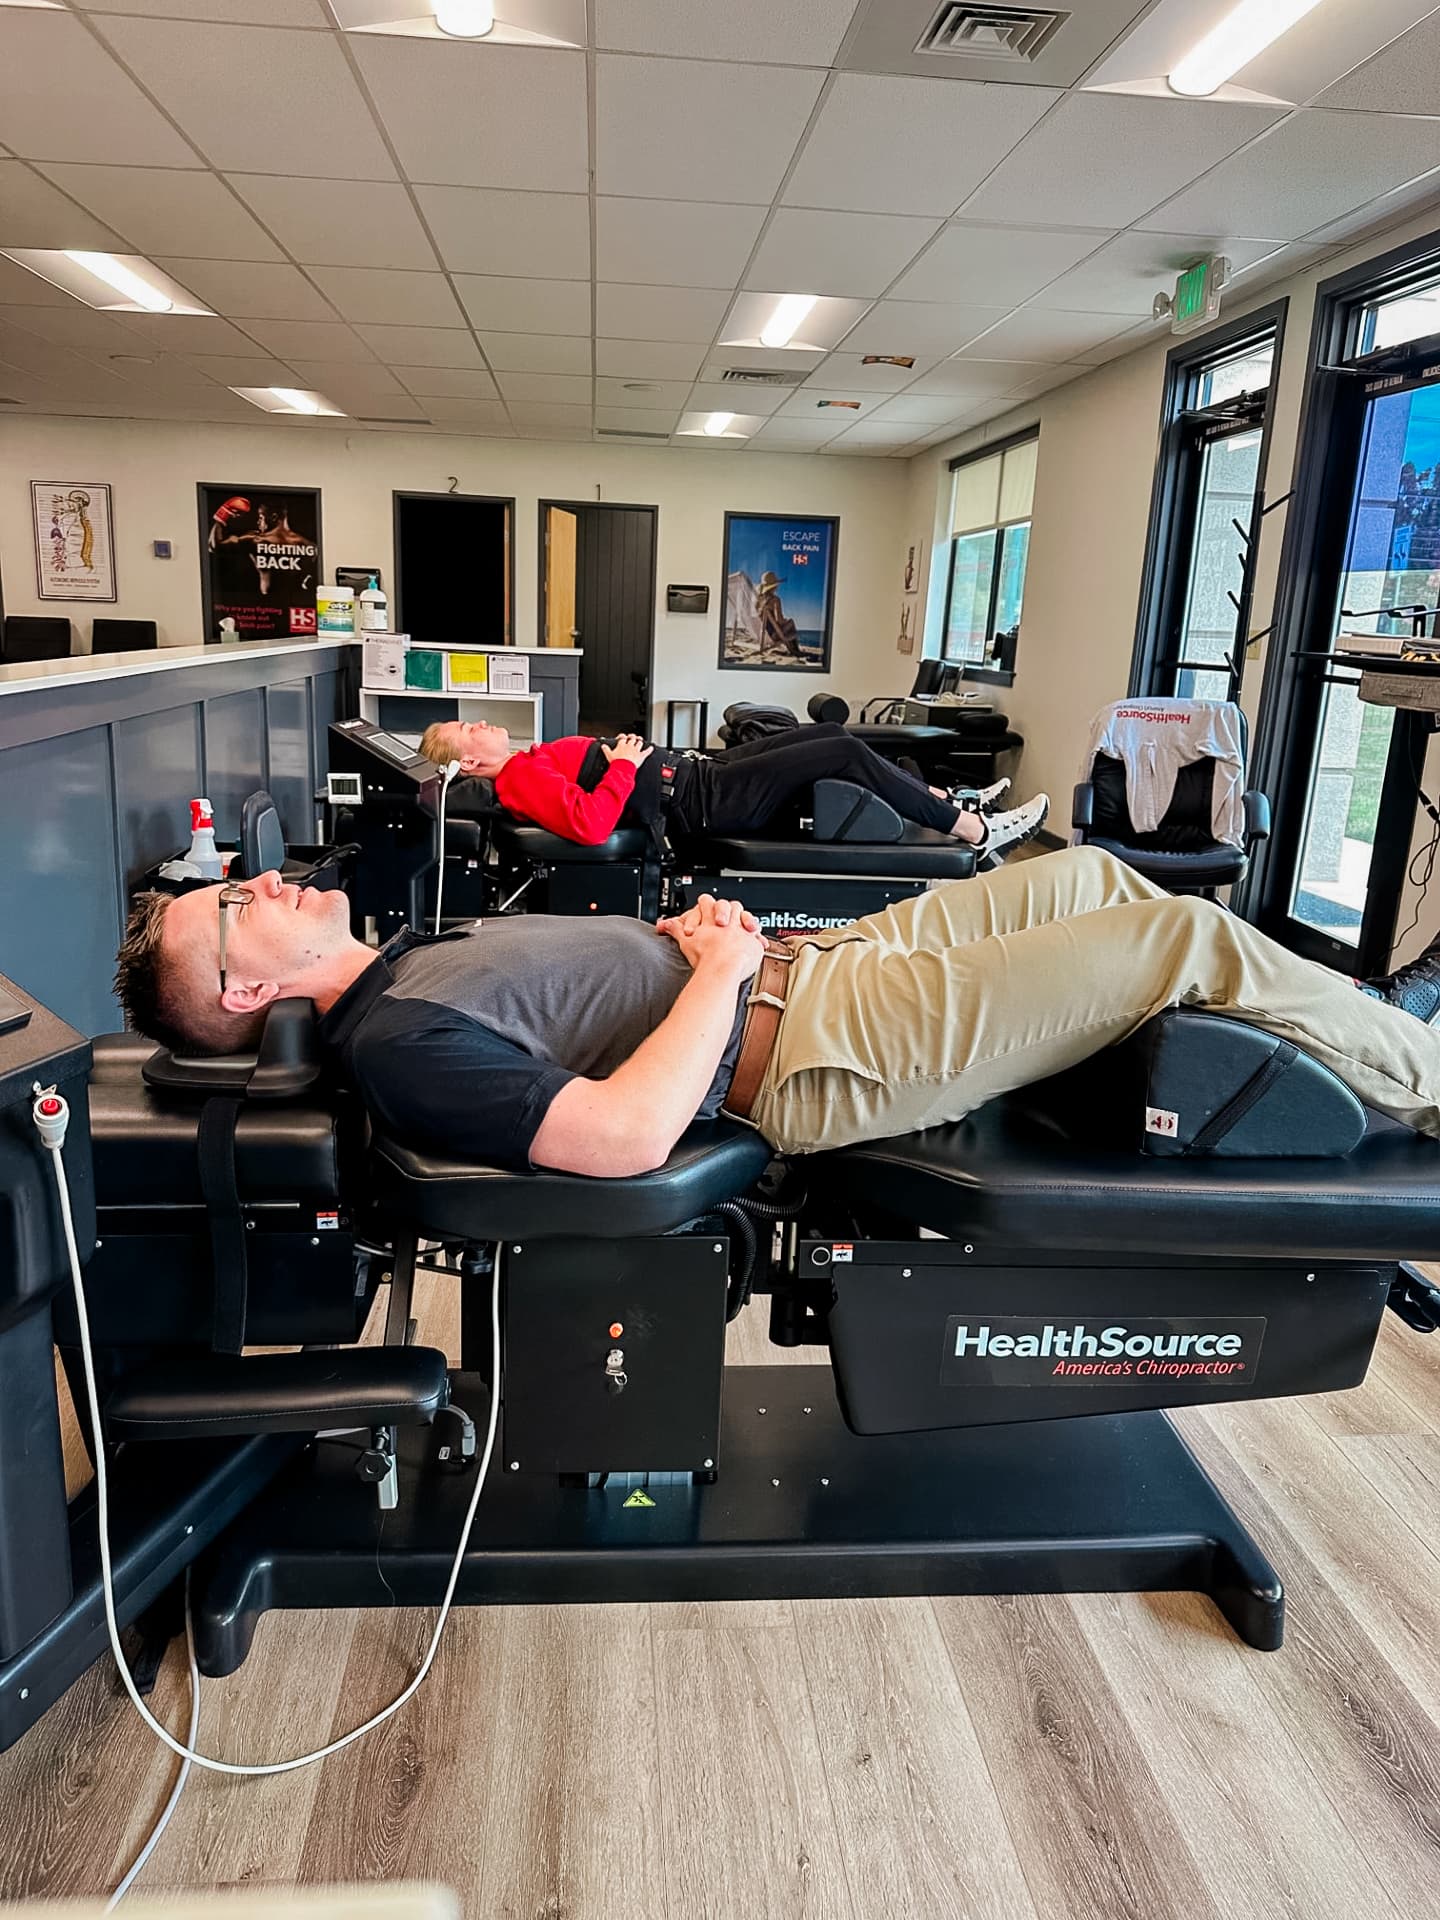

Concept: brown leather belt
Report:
left=722, top=936, right=797, bottom=1124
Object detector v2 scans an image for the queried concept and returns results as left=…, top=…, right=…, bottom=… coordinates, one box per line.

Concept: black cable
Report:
left=1396, top=783, right=1440, bottom=952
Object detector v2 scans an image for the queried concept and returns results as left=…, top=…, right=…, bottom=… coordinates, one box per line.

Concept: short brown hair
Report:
left=115, top=889, right=266, bottom=1056
left=419, top=721, right=462, bottom=768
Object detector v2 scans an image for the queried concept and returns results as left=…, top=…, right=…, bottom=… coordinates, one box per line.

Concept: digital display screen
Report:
left=365, top=730, right=417, bottom=764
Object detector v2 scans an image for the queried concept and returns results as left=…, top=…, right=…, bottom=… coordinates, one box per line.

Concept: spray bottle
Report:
left=187, top=798, right=224, bottom=880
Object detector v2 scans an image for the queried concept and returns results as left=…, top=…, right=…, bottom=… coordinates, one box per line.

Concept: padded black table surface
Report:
left=675, top=828, right=978, bottom=880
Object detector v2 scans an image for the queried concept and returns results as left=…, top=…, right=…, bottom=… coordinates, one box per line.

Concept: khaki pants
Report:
left=749, top=845, right=1440, bottom=1153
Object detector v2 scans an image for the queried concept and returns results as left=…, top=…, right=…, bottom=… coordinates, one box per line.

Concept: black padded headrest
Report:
left=811, top=779, right=904, bottom=843
left=807, top=693, right=850, bottom=725
left=141, top=998, right=323, bottom=1102
left=240, top=788, right=286, bottom=879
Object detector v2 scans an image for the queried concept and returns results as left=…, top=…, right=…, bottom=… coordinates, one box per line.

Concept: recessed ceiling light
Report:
left=0, top=248, right=212, bottom=315
left=1169, top=0, right=1324, bottom=97
left=433, top=0, right=493, bottom=37
left=231, top=386, right=346, bottom=418
left=760, top=294, right=818, bottom=351
left=704, top=412, right=735, bottom=436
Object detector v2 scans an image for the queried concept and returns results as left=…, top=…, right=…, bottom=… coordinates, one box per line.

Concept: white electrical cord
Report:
left=434, top=760, right=461, bottom=935
left=35, top=1083, right=501, bottom=1821
left=104, top=1581, right=199, bottom=1912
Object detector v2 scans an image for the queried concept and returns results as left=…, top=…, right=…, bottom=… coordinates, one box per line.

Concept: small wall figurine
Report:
left=897, top=602, right=915, bottom=655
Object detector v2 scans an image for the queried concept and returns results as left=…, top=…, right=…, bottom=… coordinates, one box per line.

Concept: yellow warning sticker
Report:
left=622, top=1489, right=656, bottom=1508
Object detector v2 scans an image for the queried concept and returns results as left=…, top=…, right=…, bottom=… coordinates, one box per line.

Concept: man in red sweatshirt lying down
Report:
left=418, top=717, right=1050, bottom=859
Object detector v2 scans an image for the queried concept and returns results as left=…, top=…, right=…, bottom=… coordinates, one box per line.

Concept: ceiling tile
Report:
left=1315, top=12, right=1440, bottom=115
left=495, top=371, right=592, bottom=403
left=0, top=252, right=75, bottom=306
left=778, top=385, right=882, bottom=419
left=595, top=375, right=691, bottom=408
left=0, top=13, right=200, bottom=167
left=94, top=19, right=397, bottom=179
left=802, top=350, right=941, bottom=391
left=1141, top=109, right=1440, bottom=244
left=392, top=365, right=501, bottom=397
left=82, top=0, right=330, bottom=22
left=751, top=416, right=845, bottom=443
left=596, top=338, right=705, bottom=380
left=596, top=282, right=729, bottom=342
left=0, top=160, right=124, bottom=251
left=892, top=224, right=1106, bottom=306
left=152, top=258, right=335, bottom=320
left=506, top=401, right=592, bottom=430
left=1074, top=320, right=1155, bottom=365
left=107, top=350, right=229, bottom=391
left=826, top=421, right=913, bottom=447
left=242, top=318, right=376, bottom=362
left=594, top=0, right=856, bottom=64
left=596, top=197, right=766, bottom=290
left=416, top=187, right=590, bottom=280
left=1005, top=364, right=1087, bottom=399
left=476, top=333, right=592, bottom=375
left=420, top=398, right=512, bottom=429
left=836, top=299, right=1012, bottom=359
left=0, top=303, right=142, bottom=354
left=354, top=41, right=588, bottom=192
left=685, top=379, right=786, bottom=415
left=595, top=404, right=680, bottom=431
left=905, top=358, right=1036, bottom=397
left=37, top=165, right=284, bottom=261
left=309, top=267, right=466, bottom=328
left=111, top=312, right=265, bottom=354
left=355, top=322, right=482, bottom=367
left=1027, top=230, right=1280, bottom=316
left=956, top=307, right=1137, bottom=363
left=341, top=395, right=431, bottom=422
left=597, top=55, right=824, bottom=204
left=283, top=360, right=408, bottom=395
left=180, top=353, right=301, bottom=383
left=746, top=209, right=942, bottom=298
left=455, top=275, right=591, bottom=335
left=228, top=176, right=436, bottom=271
left=868, top=392, right=979, bottom=425
left=959, top=95, right=1283, bottom=230
left=785, top=73, right=1059, bottom=217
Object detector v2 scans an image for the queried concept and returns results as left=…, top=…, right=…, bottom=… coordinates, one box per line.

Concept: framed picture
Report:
left=32, top=482, right=116, bottom=602
left=720, top=511, right=838, bottom=673
left=198, top=483, right=322, bottom=642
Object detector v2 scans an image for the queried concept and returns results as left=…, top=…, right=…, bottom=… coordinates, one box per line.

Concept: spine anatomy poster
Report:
left=199, top=484, right=322, bottom=641
left=33, top=482, right=116, bottom=602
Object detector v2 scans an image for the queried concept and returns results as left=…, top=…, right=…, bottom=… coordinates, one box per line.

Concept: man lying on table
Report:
left=115, top=849, right=1440, bottom=1175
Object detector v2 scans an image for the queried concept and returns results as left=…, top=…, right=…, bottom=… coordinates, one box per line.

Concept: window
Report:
left=1131, top=305, right=1285, bottom=703
left=941, top=433, right=1037, bottom=681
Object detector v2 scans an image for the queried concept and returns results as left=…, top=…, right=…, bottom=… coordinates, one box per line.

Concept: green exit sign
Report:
left=1169, top=257, right=1227, bottom=335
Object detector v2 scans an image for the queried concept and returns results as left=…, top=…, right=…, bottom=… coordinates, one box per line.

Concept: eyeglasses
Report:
left=217, top=883, right=254, bottom=993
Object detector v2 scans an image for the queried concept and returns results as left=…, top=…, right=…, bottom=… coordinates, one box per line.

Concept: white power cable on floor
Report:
left=35, top=1086, right=501, bottom=1895
left=434, top=759, right=461, bottom=934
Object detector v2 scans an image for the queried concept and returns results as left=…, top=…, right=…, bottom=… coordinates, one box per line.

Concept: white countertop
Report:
left=0, top=635, right=356, bottom=699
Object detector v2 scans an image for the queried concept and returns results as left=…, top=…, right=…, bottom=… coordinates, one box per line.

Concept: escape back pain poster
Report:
left=198, top=484, right=322, bottom=641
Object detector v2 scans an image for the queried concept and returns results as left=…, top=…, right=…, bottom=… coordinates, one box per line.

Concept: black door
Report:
left=393, top=492, right=513, bottom=647
left=545, top=503, right=656, bottom=736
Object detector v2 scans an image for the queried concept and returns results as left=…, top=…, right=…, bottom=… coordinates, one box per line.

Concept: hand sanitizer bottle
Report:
left=359, top=574, right=388, bottom=632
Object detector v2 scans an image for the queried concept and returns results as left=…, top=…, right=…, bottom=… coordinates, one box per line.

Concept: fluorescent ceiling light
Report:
left=760, top=294, right=818, bottom=351
left=231, top=386, right=346, bottom=418
left=1, top=248, right=212, bottom=314
left=63, top=251, right=173, bottom=312
left=1169, top=0, right=1325, bottom=97
left=704, top=412, right=734, bottom=437
left=433, top=0, right=493, bottom=35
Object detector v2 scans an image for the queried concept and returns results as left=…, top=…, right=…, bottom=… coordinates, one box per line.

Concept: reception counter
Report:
left=0, top=638, right=356, bottom=1035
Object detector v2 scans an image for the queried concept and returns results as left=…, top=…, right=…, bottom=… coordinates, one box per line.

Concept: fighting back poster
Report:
left=198, top=484, right=322, bottom=641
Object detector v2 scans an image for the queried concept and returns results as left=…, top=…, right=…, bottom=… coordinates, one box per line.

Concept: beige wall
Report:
left=0, top=417, right=911, bottom=737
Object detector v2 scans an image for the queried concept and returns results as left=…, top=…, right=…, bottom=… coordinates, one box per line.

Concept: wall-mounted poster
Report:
left=720, top=512, right=838, bottom=673
left=32, top=482, right=116, bottom=602
left=198, top=483, right=321, bottom=641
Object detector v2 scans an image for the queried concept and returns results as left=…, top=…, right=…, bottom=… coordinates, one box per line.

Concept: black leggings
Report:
left=692, top=724, right=961, bottom=835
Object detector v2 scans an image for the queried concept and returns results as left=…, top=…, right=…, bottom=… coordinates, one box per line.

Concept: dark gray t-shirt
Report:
left=319, top=920, right=747, bottom=1169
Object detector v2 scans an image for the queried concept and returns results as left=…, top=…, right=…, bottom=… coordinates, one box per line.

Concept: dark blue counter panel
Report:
left=0, top=644, right=354, bottom=1036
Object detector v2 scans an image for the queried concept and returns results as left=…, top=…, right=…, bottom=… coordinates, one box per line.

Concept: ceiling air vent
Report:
left=916, top=4, right=1068, bottom=62
left=720, top=366, right=806, bottom=387
left=597, top=427, right=672, bottom=441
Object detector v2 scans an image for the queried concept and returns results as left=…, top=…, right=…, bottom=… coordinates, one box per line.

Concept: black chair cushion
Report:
left=823, top=1099, right=1440, bottom=1261
left=103, top=1347, right=450, bottom=1441
left=494, top=821, right=651, bottom=863
left=90, top=1033, right=349, bottom=1205
left=1084, top=836, right=1247, bottom=887
left=367, top=1120, right=773, bottom=1242
left=1089, top=754, right=1221, bottom=853
left=675, top=828, right=977, bottom=880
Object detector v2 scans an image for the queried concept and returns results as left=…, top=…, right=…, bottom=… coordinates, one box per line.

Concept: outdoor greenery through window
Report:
left=942, top=434, right=1037, bottom=674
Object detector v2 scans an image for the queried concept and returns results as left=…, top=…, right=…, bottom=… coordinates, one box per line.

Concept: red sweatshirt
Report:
left=492, top=736, right=638, bottom=844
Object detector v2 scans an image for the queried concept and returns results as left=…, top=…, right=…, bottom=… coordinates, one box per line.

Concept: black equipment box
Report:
left=814, top=1239, right=1391, bottom=1435
left=503, top=1236, right=728, bottom=1474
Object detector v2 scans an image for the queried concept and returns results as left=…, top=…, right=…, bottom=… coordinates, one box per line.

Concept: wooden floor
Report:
left=4, top=1273, right=1440, bottom=1918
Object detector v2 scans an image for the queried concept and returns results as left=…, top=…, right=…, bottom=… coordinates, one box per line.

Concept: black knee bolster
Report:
left=811, top=779, right=905, bottom=844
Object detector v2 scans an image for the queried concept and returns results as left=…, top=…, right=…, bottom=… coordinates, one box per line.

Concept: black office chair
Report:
left=91, top=618, right=158, bottom=653
left=237, top=789, right=356, bottom=891
left=1073, top=701, right=1270, bottom=895
left=1, top=615, right=72, bottom=662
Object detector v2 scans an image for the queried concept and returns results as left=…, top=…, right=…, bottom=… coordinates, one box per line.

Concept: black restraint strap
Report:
left=1182, top=1039, right=1299, bottom=1155
left=197, top=1095, right=248, bottom=1354
left=832, top=790, right=871, bottom=843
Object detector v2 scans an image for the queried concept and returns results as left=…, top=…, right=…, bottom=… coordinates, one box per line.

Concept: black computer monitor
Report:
left=91, top=618, right=158, bottom=654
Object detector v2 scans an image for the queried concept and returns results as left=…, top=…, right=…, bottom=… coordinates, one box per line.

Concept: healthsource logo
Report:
left=943, top=1316, right=1266, bottom=1384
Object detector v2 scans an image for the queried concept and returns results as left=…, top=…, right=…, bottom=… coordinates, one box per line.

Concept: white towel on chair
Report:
left=1079, top=698, right=1246, bottom=846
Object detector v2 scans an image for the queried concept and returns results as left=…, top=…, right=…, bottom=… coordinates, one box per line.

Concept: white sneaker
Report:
left=981, top=792, right=1049, bottom=858
left=948, top=775, right=1012, bottom=815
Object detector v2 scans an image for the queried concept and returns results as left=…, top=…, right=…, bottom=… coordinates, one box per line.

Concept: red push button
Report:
left=38, top=1097, right=62, bottom=1116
